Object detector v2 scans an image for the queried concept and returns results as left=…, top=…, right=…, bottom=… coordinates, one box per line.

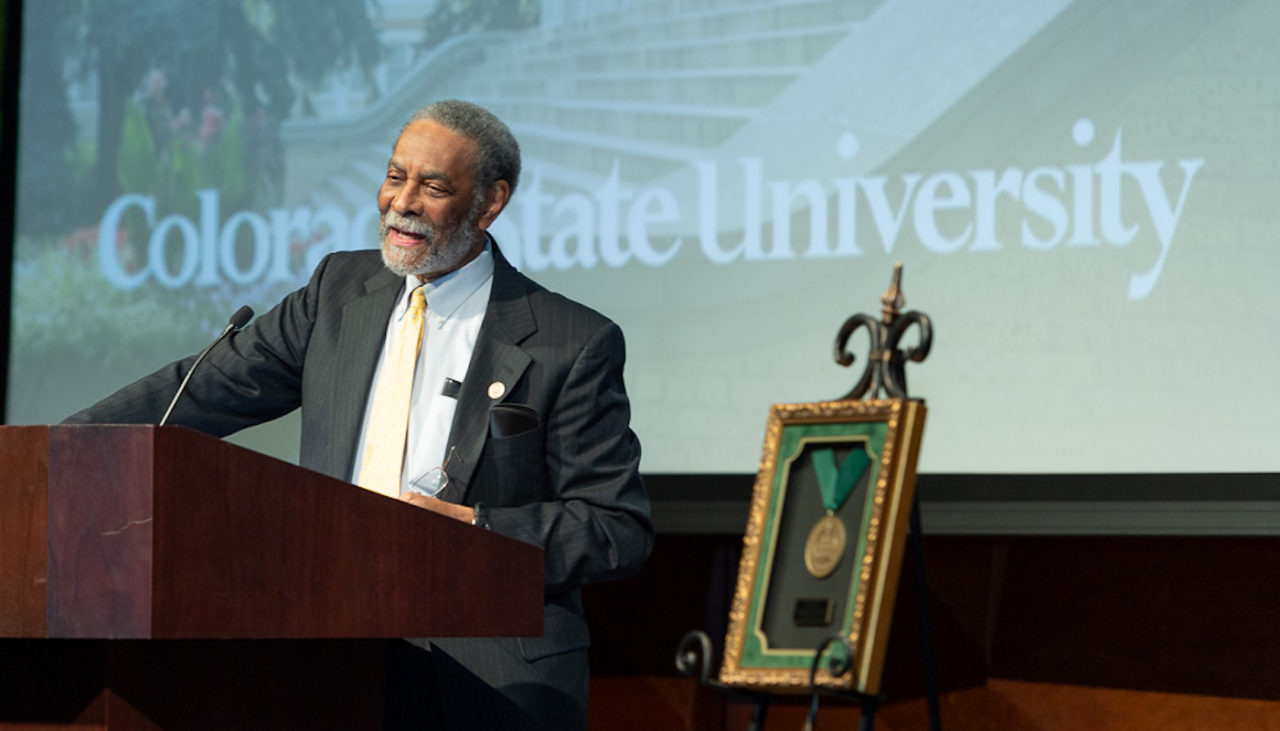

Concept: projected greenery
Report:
left=11, top=0, right=540, bottom=422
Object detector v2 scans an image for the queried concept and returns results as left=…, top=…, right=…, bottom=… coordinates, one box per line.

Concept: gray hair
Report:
left=398, top=100, right=522, bottom=197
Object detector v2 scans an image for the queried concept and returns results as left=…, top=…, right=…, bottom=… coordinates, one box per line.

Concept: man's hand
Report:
left=400, top=492, right=474, bottom=523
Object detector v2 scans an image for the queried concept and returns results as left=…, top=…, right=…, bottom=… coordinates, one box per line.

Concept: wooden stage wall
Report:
left=584, top=533, right=1280, bottom=730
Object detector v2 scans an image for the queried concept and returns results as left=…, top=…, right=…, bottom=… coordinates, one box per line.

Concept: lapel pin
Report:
left=487, top=381, right=506, bottom=400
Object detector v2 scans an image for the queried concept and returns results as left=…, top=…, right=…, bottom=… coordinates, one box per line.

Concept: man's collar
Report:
left=393, top=238, right=494, bottom=322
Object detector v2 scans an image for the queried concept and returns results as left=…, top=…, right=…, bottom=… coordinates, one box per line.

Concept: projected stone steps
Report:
left=485, top=98, right=750, bottom=146
left=421, top=1, right=866, bottom=188
left=525, top=0, right=874, bottom=47
left=512, top=27, right=855, bottom=73
left=550, top=66, right=802, bottom=106
left=508, top=121, right=702, bottom=182
left=309, top=149, right=388, bottom=214
left=286, top=0, right=879, bottom=208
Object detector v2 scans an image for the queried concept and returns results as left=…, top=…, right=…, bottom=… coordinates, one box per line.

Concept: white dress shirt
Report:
left=350, top=243, right=494, bottom=494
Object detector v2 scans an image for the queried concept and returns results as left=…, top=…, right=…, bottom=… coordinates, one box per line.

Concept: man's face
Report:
left=377, top=120, right=494, bottom=280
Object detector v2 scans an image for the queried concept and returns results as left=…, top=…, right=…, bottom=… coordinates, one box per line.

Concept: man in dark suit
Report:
left=66, top=100, right=653, bottom=729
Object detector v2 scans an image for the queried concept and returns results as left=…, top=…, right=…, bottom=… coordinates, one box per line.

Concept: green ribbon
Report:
left=812, top=445, right=871, bottom=513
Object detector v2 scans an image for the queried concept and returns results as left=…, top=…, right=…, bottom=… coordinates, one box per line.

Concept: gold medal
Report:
left=803, top=513, right=847, bottom=579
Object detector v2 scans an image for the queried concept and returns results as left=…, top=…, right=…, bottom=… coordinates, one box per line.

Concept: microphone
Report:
left=158, top=306, right=254, bottom=427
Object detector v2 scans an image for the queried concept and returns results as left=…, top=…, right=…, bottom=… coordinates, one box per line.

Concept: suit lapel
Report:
left=437, top=246, right=536, bottom=503
left=332, top=268, right=403, bottom=478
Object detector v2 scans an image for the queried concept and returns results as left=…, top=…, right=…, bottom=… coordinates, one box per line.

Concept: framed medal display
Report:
left=719, top=398, right=927, bottom=694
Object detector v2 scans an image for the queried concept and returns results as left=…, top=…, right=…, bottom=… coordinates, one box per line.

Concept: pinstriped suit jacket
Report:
left=66, top=242, right=654, bottom=721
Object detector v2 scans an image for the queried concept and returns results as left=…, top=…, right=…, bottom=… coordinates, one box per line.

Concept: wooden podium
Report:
left=0, top=425, right=544, bottom=728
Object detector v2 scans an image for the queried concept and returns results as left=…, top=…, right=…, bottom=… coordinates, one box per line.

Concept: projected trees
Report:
left=21, top=0, right=382, bottom=223
left=10, top=0, right=383, bottom=421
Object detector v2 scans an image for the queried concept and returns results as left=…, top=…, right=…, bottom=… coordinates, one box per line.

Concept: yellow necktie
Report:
left=356, top=286, right=426, bottom=497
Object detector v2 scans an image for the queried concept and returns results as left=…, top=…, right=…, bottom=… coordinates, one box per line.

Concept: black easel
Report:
left=819, top=262, right=940, bottom=730
left=677, top=264, right=942, bottom=731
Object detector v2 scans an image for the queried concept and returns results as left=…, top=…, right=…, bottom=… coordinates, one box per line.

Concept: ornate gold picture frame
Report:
left=720, top=398, right=927, bottom=694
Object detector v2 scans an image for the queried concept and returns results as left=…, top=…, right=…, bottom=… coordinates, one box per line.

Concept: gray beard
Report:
left=379, top=208, right=482, bottom=279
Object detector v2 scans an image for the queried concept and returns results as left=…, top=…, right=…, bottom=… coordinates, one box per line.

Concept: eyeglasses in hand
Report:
left=405, top=445, right=456, bottom=497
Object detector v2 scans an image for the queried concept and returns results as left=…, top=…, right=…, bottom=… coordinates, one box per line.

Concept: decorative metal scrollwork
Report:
left=674, top=630, right=773, bottom=731
left=834, top=263, right=933, bottom=400
left=802, top=636, right=859, bottom=731
left=674, top=630, right=716, bottom=685
left=807, top=635, right=856, bottom=685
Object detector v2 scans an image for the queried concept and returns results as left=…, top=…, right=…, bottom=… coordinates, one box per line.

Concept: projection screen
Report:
left=10, top=0, right=1279, bottom=475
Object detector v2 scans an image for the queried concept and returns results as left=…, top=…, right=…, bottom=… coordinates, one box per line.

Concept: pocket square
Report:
left=489, top=403, right=540, bottom=438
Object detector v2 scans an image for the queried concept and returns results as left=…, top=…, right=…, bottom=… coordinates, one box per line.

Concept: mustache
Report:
left=382, top=210, right=431, bottom=236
